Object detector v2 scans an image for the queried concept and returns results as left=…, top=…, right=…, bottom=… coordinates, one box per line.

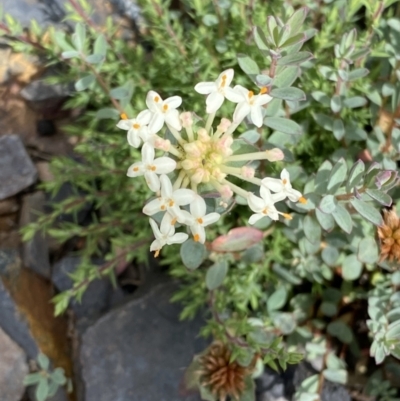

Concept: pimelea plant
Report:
left=3, top=0, right=400, bottom=399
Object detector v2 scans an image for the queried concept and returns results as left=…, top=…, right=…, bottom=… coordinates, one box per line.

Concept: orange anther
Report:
left=169, top=200, right=175, bottom=207
left=133, top=123, right=140, bottom=129
left=262, top=208, right=268, bottom=215
left=150, top=165, right=156, bottom=171
left=248, top=91, right=254, bottom=98
left=194, top=234, right=200, bottom=242
left=283, top=213, right=292, bottom=220
left=163, top=104, right=168, bottom=111
left=154, top=96, right=160, bottom=102
left=197, top=217, right=203, bottom=224
left=299, top=196, right=307, bottom=204
left=120, top=113, right=128, bottom=120
left=259, top=87, right=268, bottom=94
left=160, top=205, right=166, bottom=210
left=171, top=217, right=177, bottom=225
left=282, top=179, right=287, bottom=185
left=133, top=167, right=139, bottom=172
left=154, top=249, right=160, bottom=258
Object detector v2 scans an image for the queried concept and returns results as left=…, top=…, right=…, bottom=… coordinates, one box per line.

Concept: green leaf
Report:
left=96, top=108, right=120, bottom=120
left=358, top=237, right=379, bottom=264
left=277, top=51, right=313, bottom=66
left=365, top=189, right=392, bottom=207
left=273, top=312, right=296, bottom=334
left=321, top=246, right=339, bottom=266
left=330, top=95, right=342, bottom=113
left=51, top=368, right=67, bottom=385
left=323, top=369, right=347, bottom=384
left=23, top=373, right=42, bottom=386
left=320, top=301, right=337, bottom=317
left=346, top=160, right=365, bottom=191
left=206, top=260, right=229, bottom=290
left=348, top=68, right=369, bottom=81
left=202, top=14, right=219, bottom=26
left=342, top=254, right=363, bottom=280
left=239, top=130, right=260, bottom=144
left=303, top=215, right=321, bottom=244
left=332, top=204, right=352, bottom=233
left=332, top=119, right=345, bottom=140
left=350, top=198, right=384, bottom=226
left=238, top=377, right=256, bottom=401
left=312, top=91, right=330, bottom=106
left=314, top=113, right=334, bottom=131
left=319, top=195, right=337, bottom=214
left=180, top=240, right=206, bottom=270
left=287, top=7, right=308, bottom=35
left=238, top=54, right=260, bottom=79
left=272, top=263, right=302, bottom=284
left=94, top=34, right=107, bottom=56
left=328, top=158, right=347, bottom=193
left=54, top=31, right=75, bottom=51
left=36, top=379, right=49, bottom=401
left=316, top=209, right=335, bottom=231
left=253, top=26, right=269, bottom=53
left=75, top=74, right=95, bottom=91
left=344, top=96, right=367, bottom=108
left=273, top=66, right=299, bottom=87
left=85, top=54, right=104, bottom=64
left=268, top=287, right=288, bottom=313
left=327, top=321, right=353, bottom=343
left=38, top=353, right=50, bottom=370
left=280, top=33, right=305, bottom=48
left=73, top=22, right=86, bottom=51
left=263, top=117, right=302, bottom=135
left=269, top=87, right=306, bottom=101
left=387, top=321, right=400, bottom=339
left=110, top=86, right=129, bottom=99
left=61, top=50, right=79, bottom=59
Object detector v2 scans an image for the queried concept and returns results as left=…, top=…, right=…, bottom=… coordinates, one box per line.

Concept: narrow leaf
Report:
left=264, top=117, right=302, bottom=135
left=350, top=198, right=384, bottom=226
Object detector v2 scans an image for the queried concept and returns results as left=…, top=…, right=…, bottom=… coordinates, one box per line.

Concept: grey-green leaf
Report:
left=332, top=204, right=352, bottom=234
left=206, top=260, right=229, bottom=290
left=350, top=198, right=384, bottom=226
left=328, top=158, right=347, bottom=193
left=238, top=54, right=260, bottom=79
left=38, top=353, right=50, bottom=370
left=277, top=51, right=313, bottom=66
left=316, top=208, right=335, bottom=231
left=303, top=215, right=321, bottom=244
left=327, top=321, right=353, bottom=343
left=270, top=87, right=306, bottom=101
left=180, top=240, right=207, bottom=270
left=323, top=369, right=347, bottom=385
left=342, top=254, right=363, bottom=280
left=319, top=195, right=337, bottom=214
left=36, top=379, right=49, bottom=401
left=346, top=160, right=365, bottom=191
left=75, top=74, right=95, bottom=91
left=263, top=117, right=302, bottom=135
left=365, top=189, right=392, bottom=207
left=358, top=237, right=379, bottom=264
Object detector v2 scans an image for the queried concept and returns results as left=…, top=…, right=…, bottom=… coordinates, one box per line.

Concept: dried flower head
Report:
left=377, top=209, right=400, bottom=264
left=197, top=342, right=254, bottom=401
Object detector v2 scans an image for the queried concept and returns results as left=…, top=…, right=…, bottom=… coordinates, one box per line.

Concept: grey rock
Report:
left=256, top=368, right=287, bottom=401
left=52, top=256, right=114, bottom=327
left=0, top=197, right=19, bottom=216
left=19, top=192, right=51, bottom=279
left=0, top=326, right=29, bottom=401
left=27, top=385, right=69, bottom=401
left=0, top=135, right=37, bottom=200
left=80, top=282, right=207, bottom=401
left=20, top=79, right=73, bottom=105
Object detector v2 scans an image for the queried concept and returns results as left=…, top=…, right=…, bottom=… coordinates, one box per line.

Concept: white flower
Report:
left=261, top=168, right=302, bottom=202
left=186, top=196, right=220, bottom=243
left=230, top=85, right=273, bottom=127
left=247, top=187, right=280, bottom=225
left=143, top=175, right=196, bottom=222
left=149, top=214, right=188, bottom=257
left=146, top=90, right=182, bottom=133
left=127, top=143, right=176, bottom=192
left=194, top=69, right=242, bottom=114
left=116, top=110, right=152, bottom=148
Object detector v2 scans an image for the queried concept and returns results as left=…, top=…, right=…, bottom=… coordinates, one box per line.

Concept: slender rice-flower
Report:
left=116, top=110, right=152, bottom=148
left=120, top=71, right=304, bottom=256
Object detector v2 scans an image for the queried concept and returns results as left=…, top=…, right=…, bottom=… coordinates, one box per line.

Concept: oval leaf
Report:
left=180, top=240, right=206, bottom=270
left=206, top=260, right=229, bottom=290
left=350, top=198, right=384, bottom=226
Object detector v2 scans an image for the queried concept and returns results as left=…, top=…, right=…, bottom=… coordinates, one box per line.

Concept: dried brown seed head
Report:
left=378, top=209, right=400, bottom=264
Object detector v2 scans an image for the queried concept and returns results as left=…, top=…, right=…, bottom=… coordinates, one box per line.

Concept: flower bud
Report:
left=241, top=166, right=255, bottom=179
left=265, top=148, right=284, bottom=162
left=180, top=111, right=193, bottom=128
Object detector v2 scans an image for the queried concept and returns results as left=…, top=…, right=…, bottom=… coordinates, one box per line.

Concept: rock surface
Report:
left=19, top=191, right=51, bottom=279
left=0, top=135, right=37, bottom=200
left=80, top=281, right=207, bottom=401
left=0, top=326, right=29, bottom=401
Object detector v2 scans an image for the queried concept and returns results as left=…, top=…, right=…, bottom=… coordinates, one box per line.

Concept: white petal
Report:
left=173, top=189, right=196, bottom=205
left=127, top=162, right=144, bottom=177
left=152, top=157, right=177, bottom=174
left=247, top=193, right=265, bottom=213
left=255, top=93, right=273, bottom=106
left=233, top=85, right=249, bottom=99
left=190, top=196, right=206, bottom=218
left=178, top=210, right=195, bottom=225
left=249, top=213, right=263, bottom=225
left=145, top=171, right=161, bottom=192
left=160, top=212, right=175, bottom=235
left=143, top=198, right=164, bottom=216
left=137, top=109, right=152, bottom=125
left=233, top=102, right=251, bottom=124
left=281, top=168, right=290, bottom=182
left=160, top=174, right=173, bottom=198
left=271, top=191, right=287, bottom=202
left=267, top=206, right=279, bottom=220
left=164, top=96, right=182, bottom=109
left=206, top=92, right=225, bottom=113
left=127, top=130, right=141, bottom=148
left=190, top=224, right=206, bottom=244
left=224, top=87, right=243, bottom=103
left=116, top=119, right=131, bottom=130
left=149, top=113, right=165, bottom=134
left=287, top=188, right=302, bottom=202
left=219, top=68, right=234, bottom=86
left=250, top=105, right=263, bottom=127
left=149, top=218, right=162, bottom=239
left=150, top=238, right=165, bottom=252
left=165, top=109, right=182, bottom=131
left=261, top=178, right=284, bottom=193
left=167, top=232, right=189, bottom=245
left=146, top=90, right=162, bottom=112
left=142, top=143, right=155, bottom=164
left=202, top=212, right=220, bottom=226
left=194, top=82, right=217, bottom=95
left=260, top=185, right=274, bottom=203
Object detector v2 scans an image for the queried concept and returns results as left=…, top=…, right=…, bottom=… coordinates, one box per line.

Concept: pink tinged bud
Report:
left=213, top=170, right=227, bottom=181
left=182, top=159, right=198, bottom=170
left=217, top=118, right=231, bottom=133
left=180, top=111, right=193, bottom=128
left=203, top=170, right=211, bottom=183
left=219, top=184, right=233, bottom=200
left=211, top=227, right=263, bottom=252
left=241, top=166, right=255, bottom=178
left=265, top=148, right=284, bottom=162
left=197, top=128, right=210, bottom=142
left=219, top=135, right=233, bottom=149
left=154, top=138, right=170, bottom=151
left=192, top=168, right=205, bottom=184
left=183, top=142, right=202, bottom=157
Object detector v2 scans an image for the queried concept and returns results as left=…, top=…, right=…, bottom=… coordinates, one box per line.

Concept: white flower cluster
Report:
left=117, top=69, right=305, bottom=257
